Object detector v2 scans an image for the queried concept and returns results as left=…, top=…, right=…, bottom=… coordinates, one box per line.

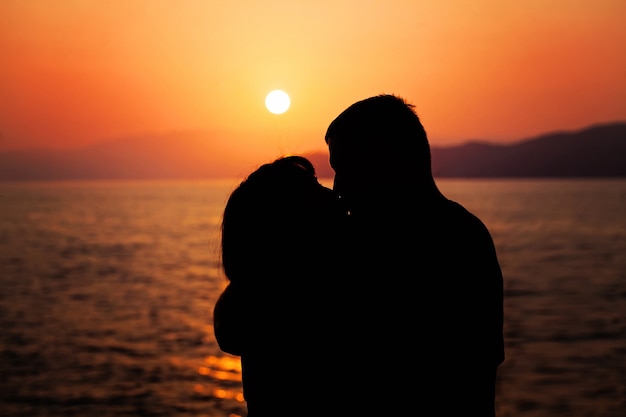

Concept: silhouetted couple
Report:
left=213, top=94, right=505, bottom=416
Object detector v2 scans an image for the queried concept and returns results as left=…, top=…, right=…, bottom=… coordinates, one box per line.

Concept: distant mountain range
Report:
left=1, top=122, right=625, bottom=180
left=430, top=122, right=626, bottom=178
left=310, top=121, right=626, bottom=178
left=0, top=131, right=260, bottom=181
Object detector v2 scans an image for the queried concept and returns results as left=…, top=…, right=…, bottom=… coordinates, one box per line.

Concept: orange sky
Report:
left=1, top=0, right=625, bottom=159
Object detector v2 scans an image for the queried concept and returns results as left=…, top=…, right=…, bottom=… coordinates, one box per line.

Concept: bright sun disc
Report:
left=265, top=90, right=290, bottom=114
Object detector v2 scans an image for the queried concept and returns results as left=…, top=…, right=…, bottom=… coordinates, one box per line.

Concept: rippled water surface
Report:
left=0, top=179, right=624, bottom=416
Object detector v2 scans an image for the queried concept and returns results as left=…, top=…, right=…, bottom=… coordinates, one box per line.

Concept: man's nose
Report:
left=332, top=174, right=346, bottom=196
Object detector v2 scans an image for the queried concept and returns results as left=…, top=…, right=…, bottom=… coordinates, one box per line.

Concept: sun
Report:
left=265, top=90, right=291, bottom=114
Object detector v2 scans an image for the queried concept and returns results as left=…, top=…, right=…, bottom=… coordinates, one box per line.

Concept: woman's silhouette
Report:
left=213, top=155, right=347, bottom=416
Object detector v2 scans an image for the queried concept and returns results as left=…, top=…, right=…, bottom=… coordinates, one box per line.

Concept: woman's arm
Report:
left=213, top=283, right=246, bottom=356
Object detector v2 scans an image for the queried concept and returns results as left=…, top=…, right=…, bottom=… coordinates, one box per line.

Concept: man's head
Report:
left=324, top=94, right=433, bottom=207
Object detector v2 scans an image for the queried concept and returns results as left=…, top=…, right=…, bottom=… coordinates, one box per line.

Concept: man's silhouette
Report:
left=325, top=94, right=505, bottom=416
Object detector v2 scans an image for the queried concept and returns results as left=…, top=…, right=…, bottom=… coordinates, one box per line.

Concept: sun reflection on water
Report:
left=196, top=355, right=244, bottom=403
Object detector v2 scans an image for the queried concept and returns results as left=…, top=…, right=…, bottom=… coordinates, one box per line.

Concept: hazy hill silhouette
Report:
left=0, top=131, right=262, bottom=181
left=311, top=121, right=626, bottom=178
left=429, top=122, right=626, bottom=178
left=1, top=122, right=625, bottom=180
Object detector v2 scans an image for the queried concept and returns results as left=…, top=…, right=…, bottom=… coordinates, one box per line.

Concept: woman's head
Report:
left=221, top=155, right=342, bottom=285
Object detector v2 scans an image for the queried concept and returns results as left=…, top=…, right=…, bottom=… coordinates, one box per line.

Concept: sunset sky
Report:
left=1, top=0, right=625, bottom=162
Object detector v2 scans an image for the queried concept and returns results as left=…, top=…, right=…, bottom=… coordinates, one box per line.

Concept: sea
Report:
left=0, top=178, right=624, bottom=417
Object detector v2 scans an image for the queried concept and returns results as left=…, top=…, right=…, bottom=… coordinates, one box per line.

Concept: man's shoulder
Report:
left=436, top=199, right=492, bottom=233
left=441, top=198, right=477, bottom=217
